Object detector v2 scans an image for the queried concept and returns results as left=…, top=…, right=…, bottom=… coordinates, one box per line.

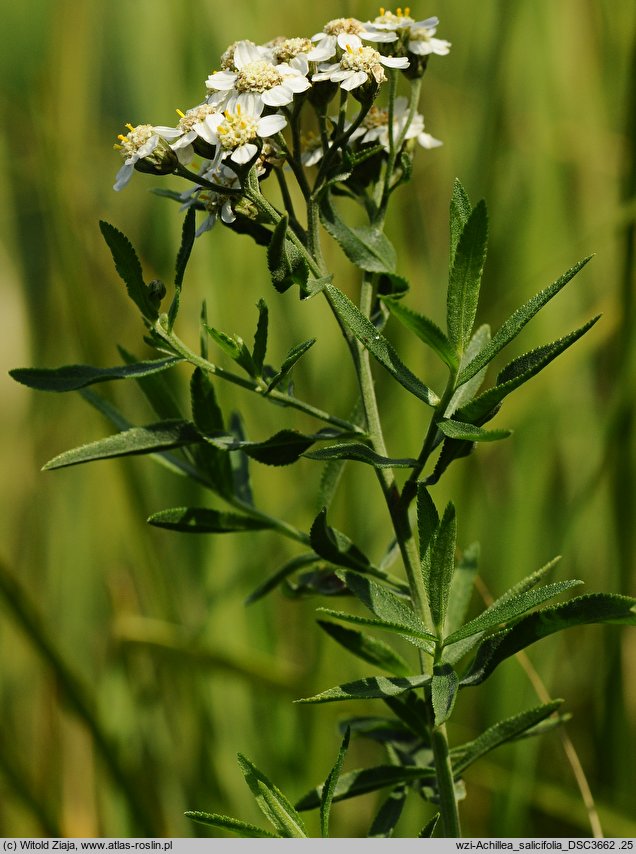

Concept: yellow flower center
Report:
left=341, top=44, right=383, bottom=75
left=236, top=60, right=283, bottom=93
left=273, top=38, right=313, bottom=63
left=115, top=123, right=154, bottom=157
left=217, top=107, right=259, bottom=150
left=362, top=106, right=390, bottom=129
left=323, top=18, right=364, bottom=36
left=176, top=104, right=218, bottom=132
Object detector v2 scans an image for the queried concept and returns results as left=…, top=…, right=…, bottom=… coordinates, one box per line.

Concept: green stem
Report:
left=431, top=724, right=462, bottom=837
left=154, top=321, right=364, bottom=435
left=174, top=163, right=242, bottom=195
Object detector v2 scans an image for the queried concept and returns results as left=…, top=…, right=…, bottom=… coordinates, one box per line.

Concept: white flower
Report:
left=364, top=10, right=451, bottom=57
left=307, top=17, right=396, bottom=62
left=153, top=103, right=220, bottom=161
left=350, top=97, right=442, bottom=152
left=205, top=41, right=311, bottom=109
left=113, top=123, right=174, bottom=191
left=299, top=132, right=324, bottom=167
left=182, top=163, right=242, bottom=235
left=198, top=100, right=287, bottom=167
left=312, top=34, right=409, bottom=92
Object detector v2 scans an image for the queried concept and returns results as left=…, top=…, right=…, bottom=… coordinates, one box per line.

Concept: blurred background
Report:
left=1, top=0, right=635, bottom=838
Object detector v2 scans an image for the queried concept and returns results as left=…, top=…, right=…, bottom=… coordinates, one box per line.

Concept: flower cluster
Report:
left=113, top=8, right=450, bottom=235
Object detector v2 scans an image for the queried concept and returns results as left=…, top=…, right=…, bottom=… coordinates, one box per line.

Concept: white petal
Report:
left=430, top=38, right=451, bottom=55
left=290, top=55, right=309, bottom=74
left=261, top=85, right=294, bottom=107
left=206, top=71, right=237, bottom=91
left=113, top=163, right=134, bottom=191
left=286, top=76, right=311, bottom=93
left=407, top=40, right=432, bottom=56
left=234, top=40, right=262, bottom=68
left=361, top=30, right=398, bottom=43
left=231, top=143, right=258, bottom=164
left=221, top=200, right=236, bottom=224
left=137, top=135, right=160, bottom=158
left=196, top=116, right=221, bottom=144
left=340, top=71, right=368, bottom=90
left=257, top=113, right=287, bottom=136
left=415, top=17, right=439, bottom=29
left=196, top=214, right=216, bottom=237
left=381, top=55, right=410, bottom=69
left=234, top=92, right=264, bottom=114
left=337, top=33, right=362, bottom=51
left=417, top=132, right=443, bottom=149
left=153, top=126, right=182, bottom=139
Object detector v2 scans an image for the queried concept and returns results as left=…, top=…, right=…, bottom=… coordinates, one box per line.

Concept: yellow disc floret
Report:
left=217, top=106, right=259, bottom=150
left=235, top=60, right=284, bottom=93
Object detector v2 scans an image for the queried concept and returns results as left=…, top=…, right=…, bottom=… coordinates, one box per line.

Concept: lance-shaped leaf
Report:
left=296, top=764, right=436, bottom=811
left=368, top=785, right=408, bottom=838
left=237, top=754, right=307, bottom=838
left=43, top=419, right=202, bottom=470
left=245, top=553, right=320, bottom=604
left=10, top=357, right=182, bottom=393
left=203, top=323, right=257, bottom=377
left=431, top=663, right=459, bottom=726
left=147, top=507, right=274, bottom=534
left=450, top=700, right=563, bottom=774
left=461, top=593, right=636, bottom=687
left=266, top=338, right=316, bottom=393
left=325, top=284, right=439, bottom=406
left=422, top=502, right=457, bottom=633
left=99, top=221, right=159, bottom=320
left=320, top=195, right=396, bottom=273
left=382, top=298, right=458, bottom=370
left=168, top=206, right=196, bottom=329
left=445, top=324, right=491, bottom=416
left=267, top=214, right=309, bottom=294
left=252, top=299, right=269, bottom=376
left=456, top=315, right=601, bottom=425
left=457, top=256, right=593, bottom=387
left=446, top=199, right=488, bottom=354
left=437, top=420, right=511, bottom=443
left=449, top=179, right=472, bottom=267
left=420, top=813, right=440, bottom=838
left=444, top=542, right=479, bottom=637
left=204, top=429, right=319, bottom=467
left=296, top=673, right=431, bottom=705
left=184, top=812, right=276, bottom=838
left=317, top=609, right=435, bottom=653
left=417, top=484, right=439, bottom=561
left=342, top=571, right=435, bottom=645
left=310, top=509, right=372, bottom=572
left=444, top=579, right=582, bottom=646
left=320, top=728, right=350, bottom=837
left=318, top=620, right=412, bottom=677
left=190, top=369, right=234, bottom=497
left=304, top=442, right=416, bottom=468
left=338, top=715, right=415, bottom=745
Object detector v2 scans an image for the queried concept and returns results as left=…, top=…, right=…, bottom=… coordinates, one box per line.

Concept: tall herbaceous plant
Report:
left=11, top=8, right=636, bottom=839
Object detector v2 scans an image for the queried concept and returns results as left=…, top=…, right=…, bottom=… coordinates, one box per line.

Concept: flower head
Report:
left=313, top=34, right=409, bottom=93
left=198, top=101, right=287, bottom=167
left=308, top=16, right=397, bottom=62
left=113, top=123, right=177, bottom=191
left=206, top=42, right=311, bottom=109
left=364, top=10, right=451, bottom=57
left=153, top=103, right=220, bottom=161
left=350, top=96, right=442, bottom=152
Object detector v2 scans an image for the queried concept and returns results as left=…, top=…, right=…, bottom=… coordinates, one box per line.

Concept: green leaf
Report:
left=169, top=206, right=196, bottom=329
left=266, top=338, right=316, bottom=393
left=457, top=256, right=594, bottom=387
left=318, top=620, right=412, bottom=677
left=461, top=593, right=636, bottom=687
left=99, top=220, right=158, bottom=320
left=383, top=692, right=430, bottom=741
left=320, top=728, right=350, bottom=837
left=184, top=811, right=276, bottom=838
left=444, top=542, right=479, bottom=637
left=296, top=764, right=436, bottom=811
left=243, top=429, right=316, bottom=466
left=10, top=357, right=182, bottom=393
left=451, top=701, right=563, bottom=774
left=296, top=673, right=431, bottom=704
left=420, top=813, right=440, bottom=838
left=190, top=369, right=234, bottom=497
left=237, top=754, right=307, bottom=838
left=228, top=412, right=253, bottom=505
left=417, top=484, right=439, bottom=561
left=449, top=179, right=472, bottom=267
left=431, top=663, right=459, bottom=726
left=382, top=298, right=458, bottom=370
left=304, top=442, right=416, bottom=468
left=368, top=785, right=407, bottom=837
left=422, top=502, right=457, bottom=633
left=317, top=609, right=436, bottom=654
left=245, top=553, right=320, bottom=604
left=444, top=579, right=582, bottom=646
left=267, top=214, right=309, bottom=294
left=147, top=507, right=273, bottom=534
left=203, top=323, right=257, bottom=377
left=437, top=420, right=512, bottom=443
left=446, top=199, right=488, bottom=353
left=325, top=284, right=440, bottom=406
left=252, top=299, right=269, bottom=375
left=43, top=419, right=202, bottom=470
left=320, top=195, right=396, bottom=273
left=310, top=509, right=372, bottom=572
left=457, top=316, right=601, bottom=425
left=445, top=324, right=491, bottom=416
left=342, top=572, right=435, bottom=646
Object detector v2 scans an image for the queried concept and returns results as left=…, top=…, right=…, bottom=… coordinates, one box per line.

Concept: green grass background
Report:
left=1, top=0, right=635, bottom=838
